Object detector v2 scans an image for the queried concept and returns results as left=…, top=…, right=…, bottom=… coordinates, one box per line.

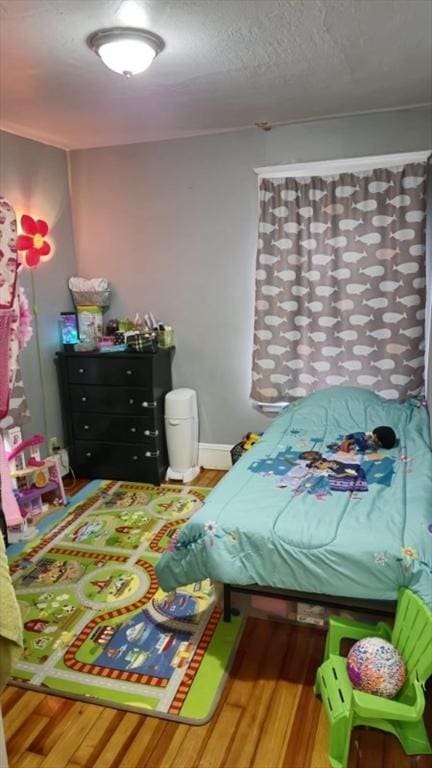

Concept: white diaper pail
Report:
left=165, top=388, right=200, bottom=483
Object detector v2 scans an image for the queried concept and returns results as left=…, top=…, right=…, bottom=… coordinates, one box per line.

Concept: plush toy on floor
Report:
left=231, top=432, right=262, bottom=464
left=243, top=432, right=261, bottom=450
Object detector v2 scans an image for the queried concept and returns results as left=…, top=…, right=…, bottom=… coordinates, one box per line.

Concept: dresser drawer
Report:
left=67, top=356, right=153, bottom=387
left=72, top=413, right=162, bottom=444
left=74, top=441, right=165, bottom=483
left=70, top=385, right=158, bottom=414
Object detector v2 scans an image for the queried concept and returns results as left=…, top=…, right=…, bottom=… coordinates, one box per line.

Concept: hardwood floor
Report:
left=2, top=470, right=431, bottom=768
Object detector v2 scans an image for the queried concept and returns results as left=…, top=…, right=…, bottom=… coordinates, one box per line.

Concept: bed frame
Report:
left=222, top=582, right=396, bottom=622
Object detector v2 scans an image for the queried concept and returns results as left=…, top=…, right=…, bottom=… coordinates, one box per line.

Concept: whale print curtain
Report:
left=251, top=161, right=428, bottom=403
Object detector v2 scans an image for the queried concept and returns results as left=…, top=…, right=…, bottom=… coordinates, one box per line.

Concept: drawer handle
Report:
left=79, top=368, right=85, bottom=374
left=145, top=450, right=160, bottom=458
left=86, top=452, right=92, bottom=457
left=144, top=429, right=159, bottom=437
left=84, top=425, right=89, bottom=430
left=126, top=369, right=132, bottom=375
left=141, top=401, right=157, bottom=409
left=130, top=427, right=137, bottom=433
left=81, top=397, right=87, bottom=402
left=129, top=399, right=135, bottom=405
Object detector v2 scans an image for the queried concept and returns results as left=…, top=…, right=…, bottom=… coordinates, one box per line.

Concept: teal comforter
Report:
left=156, top=388, right=432, bottom=607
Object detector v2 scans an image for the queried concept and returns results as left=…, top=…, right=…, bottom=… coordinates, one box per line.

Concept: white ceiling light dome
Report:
left=88, top=27, right=164, bottom=77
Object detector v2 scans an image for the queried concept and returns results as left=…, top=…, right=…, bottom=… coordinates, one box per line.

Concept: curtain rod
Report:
left=255, top=150, right=431, bottom=179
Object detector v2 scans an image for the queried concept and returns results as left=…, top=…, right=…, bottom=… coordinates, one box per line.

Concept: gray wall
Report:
left=0, top=130, right=77, bottom=448
left=70, top=107, right=431, bottom=444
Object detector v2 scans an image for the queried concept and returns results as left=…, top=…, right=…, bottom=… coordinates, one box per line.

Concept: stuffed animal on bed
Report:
left=328, top=426, right=397, bottom=454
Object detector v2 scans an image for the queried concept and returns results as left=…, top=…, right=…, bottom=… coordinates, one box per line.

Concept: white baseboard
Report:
left=199, top=443, right=233, bottom=470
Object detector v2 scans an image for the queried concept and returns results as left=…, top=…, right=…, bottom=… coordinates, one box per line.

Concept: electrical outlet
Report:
left=49, top=437, right=60, bottom=453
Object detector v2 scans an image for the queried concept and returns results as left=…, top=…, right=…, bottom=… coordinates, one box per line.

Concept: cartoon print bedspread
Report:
left=156, top=388, right=432, bottom=607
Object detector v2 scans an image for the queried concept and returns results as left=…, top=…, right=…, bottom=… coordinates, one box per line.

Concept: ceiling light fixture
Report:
left=87, top=27, right=164, bottom=78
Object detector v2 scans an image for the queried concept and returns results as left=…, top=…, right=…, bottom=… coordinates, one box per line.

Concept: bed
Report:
left=156, top=387, right=432, bottom=615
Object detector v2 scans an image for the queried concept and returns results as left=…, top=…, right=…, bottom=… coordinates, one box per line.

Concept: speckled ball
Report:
left=347, top=637, right=406, bottom=698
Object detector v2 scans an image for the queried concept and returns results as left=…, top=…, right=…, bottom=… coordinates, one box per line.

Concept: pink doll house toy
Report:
left=6, top=429, right=67, bottom=543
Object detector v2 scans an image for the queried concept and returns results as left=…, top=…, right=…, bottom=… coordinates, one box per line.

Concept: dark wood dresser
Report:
left=56, top=349, right=173, bottom=484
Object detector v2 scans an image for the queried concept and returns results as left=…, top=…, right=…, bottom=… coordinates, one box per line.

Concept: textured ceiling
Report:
left=0, top=0, right=431, bottom=150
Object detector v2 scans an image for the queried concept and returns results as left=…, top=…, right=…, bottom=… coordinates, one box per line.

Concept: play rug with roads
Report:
left=7, top=481, right=244, bottom=724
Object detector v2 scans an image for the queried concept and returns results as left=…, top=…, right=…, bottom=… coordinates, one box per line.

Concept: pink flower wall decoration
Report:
left=16, top=214, right=51, bottom=268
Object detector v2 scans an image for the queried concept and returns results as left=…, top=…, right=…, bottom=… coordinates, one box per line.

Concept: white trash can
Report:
left=165, top=388, right=200, bottom=483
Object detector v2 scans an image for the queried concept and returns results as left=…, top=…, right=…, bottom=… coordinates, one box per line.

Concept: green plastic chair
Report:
left=314, top=589, right=432, bottom=768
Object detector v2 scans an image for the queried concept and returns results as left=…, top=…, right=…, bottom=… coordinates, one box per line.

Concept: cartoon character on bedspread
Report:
left=299, top=451, right=368, bottom=493
left=250, top=449, right=366, bottom=496
left=249, top=441, right=396, bottom=498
